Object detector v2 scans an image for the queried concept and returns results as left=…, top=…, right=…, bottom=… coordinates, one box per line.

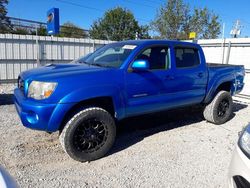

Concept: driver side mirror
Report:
left=131, top=59, right=149, bottom=71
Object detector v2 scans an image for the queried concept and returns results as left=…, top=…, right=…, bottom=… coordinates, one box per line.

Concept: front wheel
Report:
left=203, top=91, right=233, bottom=125
left=59, top=107, right=116, bottom=162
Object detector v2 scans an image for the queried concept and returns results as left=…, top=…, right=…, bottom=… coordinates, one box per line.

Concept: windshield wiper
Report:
left=91, top=63, right=103, bottom=67
left=91, top=63, right=114, bottom=68
left=78, top=61, right=89, bottom=64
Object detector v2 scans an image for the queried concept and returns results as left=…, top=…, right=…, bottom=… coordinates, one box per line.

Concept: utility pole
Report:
left=221, top=23, right=225, bottom=39
left=221, top=23, right=226, bottom=64
left=135, top=32, right=138, bottom=40
left=230, top=20, right=242, bottom=38
left=35, top=24, right=40, bottom=67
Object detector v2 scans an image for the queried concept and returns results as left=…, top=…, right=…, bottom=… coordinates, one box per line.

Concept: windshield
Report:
left=73, top=43, right=137, bottom=68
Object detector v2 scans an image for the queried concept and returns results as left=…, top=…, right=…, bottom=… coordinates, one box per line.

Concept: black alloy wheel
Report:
left=73, top=118, right=108, bottom=153
left=217, top=99, right=230, bottom=118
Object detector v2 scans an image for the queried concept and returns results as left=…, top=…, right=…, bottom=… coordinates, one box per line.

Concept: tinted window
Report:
left=175, top=48, right=200, bottom=68
left=135, top=46, right=170, bottom=70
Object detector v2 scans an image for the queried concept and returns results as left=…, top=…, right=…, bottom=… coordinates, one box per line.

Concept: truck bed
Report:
left=207, top=63, right=243, bottom=68
left=205, top=62, right=245, bottom=103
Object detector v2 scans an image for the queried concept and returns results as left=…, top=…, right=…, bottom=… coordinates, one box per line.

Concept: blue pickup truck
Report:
left=14, top=40, right=245, bottom=162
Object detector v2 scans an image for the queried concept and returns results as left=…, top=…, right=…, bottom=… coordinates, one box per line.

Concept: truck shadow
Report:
left=0, top=94, right=14, bottom=105
left=109, top=102, right=248, bottom=156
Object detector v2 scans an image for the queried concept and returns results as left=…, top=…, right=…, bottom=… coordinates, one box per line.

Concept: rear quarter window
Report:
left=175, top=47, right=200, bottom=68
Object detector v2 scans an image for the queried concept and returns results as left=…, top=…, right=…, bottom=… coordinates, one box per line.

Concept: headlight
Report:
left=28, top=81, right=57, bottom=100
left=239, top=124, right=250, bottom=159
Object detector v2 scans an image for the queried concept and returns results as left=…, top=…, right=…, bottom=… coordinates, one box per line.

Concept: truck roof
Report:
left=115, top=39, right=200, bottom=48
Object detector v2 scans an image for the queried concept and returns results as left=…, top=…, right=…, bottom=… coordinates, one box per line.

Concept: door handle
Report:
left=165, top=75, right=175, bottom=80
left=198, top=73, right=203, bottom=78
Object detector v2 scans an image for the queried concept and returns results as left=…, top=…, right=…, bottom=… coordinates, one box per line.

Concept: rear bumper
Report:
left=228, top=145, right=250, bottom=188
left=14, top=88, right=75, bottom=132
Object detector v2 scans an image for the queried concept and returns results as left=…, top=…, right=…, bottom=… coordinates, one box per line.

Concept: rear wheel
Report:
left=59, top=107, right=116, bottom=162
left=203, top=91, right=233, bottom=125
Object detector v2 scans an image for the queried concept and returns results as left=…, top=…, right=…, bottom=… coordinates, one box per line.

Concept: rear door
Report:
left=171, top=46, right=208, bottom=105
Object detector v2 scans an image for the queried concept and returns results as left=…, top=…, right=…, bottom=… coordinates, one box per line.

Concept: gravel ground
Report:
left=0, top=84, right=249, bottom=188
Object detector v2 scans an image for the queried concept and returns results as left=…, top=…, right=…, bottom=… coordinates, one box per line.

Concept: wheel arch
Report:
left=204, top=80, right=234, bottom=104
left=215, top=81, right=233, bottom=94
left=59, top=96, right=116, bottom=132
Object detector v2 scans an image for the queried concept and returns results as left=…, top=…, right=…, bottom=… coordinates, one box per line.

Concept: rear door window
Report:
left=174, top=47, right=200, bottom=68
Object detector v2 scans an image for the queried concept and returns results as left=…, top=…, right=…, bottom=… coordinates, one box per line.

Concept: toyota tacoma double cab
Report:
left=14, top=40, right=245, bottom=162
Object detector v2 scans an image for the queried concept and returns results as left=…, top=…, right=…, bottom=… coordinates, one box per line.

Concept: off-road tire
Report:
left=203, top=91, right=233, bottom=125
left=59, top=107, right=116, bottom=162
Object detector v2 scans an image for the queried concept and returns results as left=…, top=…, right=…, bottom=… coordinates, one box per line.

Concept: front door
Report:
left=125, top=45, right=173, bottom=116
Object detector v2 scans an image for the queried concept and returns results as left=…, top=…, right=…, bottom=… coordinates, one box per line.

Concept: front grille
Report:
left=233, top=176, right=250, bottom=188
left=18, top=77, right=25, bottom=92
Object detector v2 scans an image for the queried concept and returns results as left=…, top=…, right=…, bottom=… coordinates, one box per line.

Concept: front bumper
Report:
left=14, top=88, right=75, bottom=132
left=228, top=145, right=250, bottom=188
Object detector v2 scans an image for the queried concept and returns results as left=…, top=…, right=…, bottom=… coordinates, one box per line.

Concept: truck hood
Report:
left=19, top=63, right=122, bottom=104
left=20, top=63, right=108, bottom=81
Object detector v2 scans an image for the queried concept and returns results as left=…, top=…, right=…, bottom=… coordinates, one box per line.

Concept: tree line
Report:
left=0, top=0, right=221, bottom=40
